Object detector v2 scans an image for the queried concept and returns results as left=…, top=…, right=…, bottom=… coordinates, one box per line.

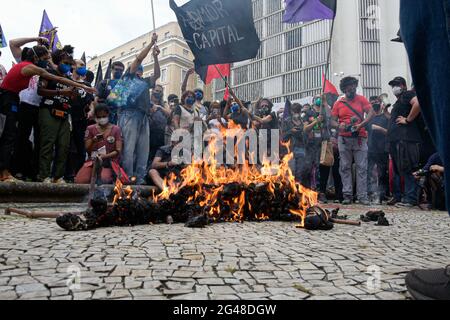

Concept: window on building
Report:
left=285, top=27, right=302, bottom=50
left=130, top=47, right=135, bottom=52
left=165, top=32, right=170, bottom=39
left=143, top=42, right=147, bottom=48
left=183, top=49, right=189, bottom=56
left=161, top=68, right=167, bottom=82
left=162, top=48, right=168, bottom=56
left=121, top=52, right=125, bottom=57
left=181, top=69, right=187, bottom=83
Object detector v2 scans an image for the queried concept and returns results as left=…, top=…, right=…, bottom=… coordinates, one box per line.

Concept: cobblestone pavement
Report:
left=0, top=203, right=449, bottom=300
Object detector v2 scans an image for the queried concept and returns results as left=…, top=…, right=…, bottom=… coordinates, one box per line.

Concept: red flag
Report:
left=223, top=85, right=230, bottom=101
left=322, top=73, right=339, bottom=95
left=196, top=64, right=230, bottom=85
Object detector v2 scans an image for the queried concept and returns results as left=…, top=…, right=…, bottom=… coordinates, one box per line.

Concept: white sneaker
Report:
left=42, top=178, right=53, bottom=184
left=53, top=178, right=67, bottom=184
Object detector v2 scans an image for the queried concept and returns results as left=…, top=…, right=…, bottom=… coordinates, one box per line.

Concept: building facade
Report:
left=213, top=0, right=411, bottom=104
left=87, top=22, right=212, bottom=100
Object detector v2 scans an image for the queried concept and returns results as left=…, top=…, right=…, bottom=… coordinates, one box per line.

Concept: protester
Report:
left=164, top=94, right=179, bottom=145
left=223, top=96, right=250, bottom=130
left=303, top=96, right=329, bottom=195
left=13, top=71, right=47, bottom=181
left=0, top=45, right=94, bottom=183
left=118, top=33, right=160, bottom=185
left=64, top=59, right=95, bottom=182
left=387, top=76, right=422, bottom=208
left=75, top=104, right=123, bottom=184
left=149, top=84, right=170, bottom=164
left=331, top=76, right=375, bottom=205
left=148, top=137, right=184, bottom=191
left=172, top=90, right=200, bottom=133
left=38, top=45, right=80, bottom=184
left=96, top=61, right=125, bottom=124
left=282, top=103, right=307, bottom=183
left=367, top=96, right=390, bottom=204
left=181, top=68, right=208, bottom=120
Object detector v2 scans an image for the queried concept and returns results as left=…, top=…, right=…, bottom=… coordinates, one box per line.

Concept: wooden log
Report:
left=4, top=208, right=83, bottom=219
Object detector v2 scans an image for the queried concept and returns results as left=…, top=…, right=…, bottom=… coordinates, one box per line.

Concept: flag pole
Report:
left=212, top=64, right=233, bottom=95
left=322, top=17, right=336, bottom=96
left=151, top=0, right=156, bottom=33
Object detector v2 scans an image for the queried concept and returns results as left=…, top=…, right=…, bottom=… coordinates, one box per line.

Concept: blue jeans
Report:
left=393, top=171, right=418, bottom=205
left=118, top=109, right=150, bottom=184
left=400, top=0, right=450, bottom=214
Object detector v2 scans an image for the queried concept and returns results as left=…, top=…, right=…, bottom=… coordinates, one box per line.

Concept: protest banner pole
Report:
left=151, top=0, right=156, bottom=33
left=322, top=17, right=336, bottom=96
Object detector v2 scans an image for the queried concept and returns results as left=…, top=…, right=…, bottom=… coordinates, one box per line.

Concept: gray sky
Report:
left=0, top=0, right=189, bottom=69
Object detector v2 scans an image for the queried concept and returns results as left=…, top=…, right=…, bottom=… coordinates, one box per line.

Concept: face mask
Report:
left=113, top=70, right=123, bottom=79
left=37, top=60, right=49, bottom=69
left=186, top=97, right=195, bottom=106
left=76, top=66, right=87, bottom=76
left=96, top=117, right=109, bottom=126
left=293, top=113, right=301, bottom=120
left=153, top=92, right=162, bottom=100
left=372, top=104, right=381, bottom=113
left=314, top=98, right=322, bottom=107
left=231, top=104, right=239, bottom=113
left=59, top=63, right=71, bottom=74
left=392, top=86, right=404, bottom=96
left=195, top=91, right=203, bottom=101
left=345, top=89, right=357, bottom=100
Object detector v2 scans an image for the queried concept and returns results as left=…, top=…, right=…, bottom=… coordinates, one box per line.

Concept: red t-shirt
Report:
left=332, top=95, right=372, bottom=138
left=0, top=61, right=33, bottom=94
left=85, top=124, right=123, bottom=163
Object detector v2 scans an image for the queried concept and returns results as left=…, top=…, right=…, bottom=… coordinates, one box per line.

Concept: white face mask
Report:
left=96, top=117, right=109, bottom=126
left=392, top=86, right=403, bottom=96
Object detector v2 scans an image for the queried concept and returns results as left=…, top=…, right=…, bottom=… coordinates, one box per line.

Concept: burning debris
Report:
left=56, top=146, right=322, bottom=231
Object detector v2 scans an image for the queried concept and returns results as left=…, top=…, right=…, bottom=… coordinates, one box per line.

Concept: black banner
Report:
left=170, top=0, right=261, bottom=67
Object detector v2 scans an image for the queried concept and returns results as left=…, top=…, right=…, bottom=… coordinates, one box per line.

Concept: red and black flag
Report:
left=195, top=63, right=230, bottom=85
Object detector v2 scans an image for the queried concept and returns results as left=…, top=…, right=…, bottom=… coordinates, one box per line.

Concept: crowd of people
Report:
left=0, top=32, right=445, bottom=211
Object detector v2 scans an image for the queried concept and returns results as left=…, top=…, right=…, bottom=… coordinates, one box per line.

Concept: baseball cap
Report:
left=389, top=76, right=407, bottom=86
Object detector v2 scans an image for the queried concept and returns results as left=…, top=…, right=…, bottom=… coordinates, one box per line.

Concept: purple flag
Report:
left=39, top=10, right=62, bottom=52
left=0, top=24, right=7, bottom=48
left=283, top=0, right=337, bottom=23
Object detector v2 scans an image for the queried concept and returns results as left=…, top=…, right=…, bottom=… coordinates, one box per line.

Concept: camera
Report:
left=414, top=169, right=429, bottom=177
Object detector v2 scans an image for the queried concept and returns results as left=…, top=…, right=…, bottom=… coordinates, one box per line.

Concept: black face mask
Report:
left=372, top=104, right=381, bottom=113
left=36, top=60, right=49, bottom=69
left=346, top=90, right=357, bottom=100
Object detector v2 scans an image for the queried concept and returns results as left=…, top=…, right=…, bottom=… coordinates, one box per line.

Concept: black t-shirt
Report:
left=388, top=91, right=422, bottom=143
left=229, top=111, right=249, bottom=129
left=368, top=114, right=389, bottom=153
left=303, top=109, right=327, bottom=144
left=71, top=81, right=94, bottom=122
left=40, top=69, right=71, bottom=112
left=155, top=145, right=173, bottom=163
left=261, top=111, right=279, bottom=130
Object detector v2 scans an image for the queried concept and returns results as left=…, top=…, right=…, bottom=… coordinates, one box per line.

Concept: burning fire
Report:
left=113, top=122, right=318, bottom=227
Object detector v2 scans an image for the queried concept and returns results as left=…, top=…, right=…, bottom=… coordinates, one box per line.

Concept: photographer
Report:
left=414, top=153, right=446, bottom=211
left=331, top=77, right=375, bottom=205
